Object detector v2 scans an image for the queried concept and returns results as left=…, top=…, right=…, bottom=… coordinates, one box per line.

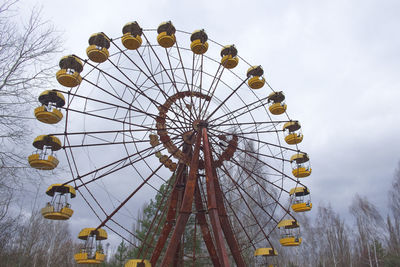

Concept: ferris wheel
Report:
left=28, top=21, right=312, bottom=266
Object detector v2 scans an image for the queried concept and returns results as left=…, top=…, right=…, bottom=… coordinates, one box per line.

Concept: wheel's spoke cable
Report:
left=94, top=153, right=176, bottom=231
left=62, top=135, right=181, bottom=187
left=199, top=64, right=223, bottom=118
left=204, top=77, right=249, bottom=122
left=208, top=95, right=269, bottom=124
left=208, top=127, right=302, bottom=154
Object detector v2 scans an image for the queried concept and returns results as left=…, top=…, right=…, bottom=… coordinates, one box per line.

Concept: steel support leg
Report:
left=202, top=128, right=230, bottom=267
left=150, top=162, right=186, bottom=265
left=160, top=132, right=202, bottom=266
left=194, top=180, right=221, bottom=267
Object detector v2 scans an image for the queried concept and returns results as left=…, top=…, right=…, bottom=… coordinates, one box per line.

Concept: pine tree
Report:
left=128, top=176, right=211, bottom=266
left=115, top=240, right=129, bottom=266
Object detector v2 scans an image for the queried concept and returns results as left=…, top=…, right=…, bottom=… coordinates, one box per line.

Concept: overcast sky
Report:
left=17, top=0, right=400, bottom=249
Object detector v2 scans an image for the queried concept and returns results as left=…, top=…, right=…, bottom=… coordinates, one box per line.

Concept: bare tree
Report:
left=0, top=0, right=61, bottom=218
left=312, top=204, right=352, bottom=267
left=0, top=3, right=63, bottom=264
left=0, top=211, right=78, bottom=267
left=350, top=194, right=384, bottom=267
left=386, top=163, right=400, bottom=257
left=389, top=163, right=400, bottom=222
left=0, top=0, right=61, bottom=139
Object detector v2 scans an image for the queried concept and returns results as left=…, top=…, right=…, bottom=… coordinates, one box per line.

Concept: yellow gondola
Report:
left=122, top=21, right=143, bottom=50
left=74, top=250, right=105, bottom=264
left=28, top=154, right=59, bottom=170
left=220, top=45, right=239, bottom=69
left=290, top=186, right=312, bottom=212
left=125, top=259, right=152, bottom=267
left=28, top=135, right=61, bottom=170
left=32, top=135, right=61, bottom=150
left=157, top=21, right=176, bottom=48
left=254, top=248, right=277, bottom=267
left=78, top=228, right=108, bottom=240
left=34, top=106, right=63, bottom=124
left=56, top=55, right=83, bottom=87
left=190, top=29, right=208, bottom=55
left=86, top=33, right=110, bottom=63
left=254, top=247, right=277, bottom=256
left=291, top=153, right=312, bottom=178
left=246, top=66, right=265, bottom=89
left=278, top=219, right=302, bottom=246
left=282, top=121, right=303, bottom=145
left=41, top=184, right=76, bottom=220
left=34, top=90, right=65, bottom=124
left=74, top=228, right=107, bottom=264
left=267, top=91, right=287, bottom=115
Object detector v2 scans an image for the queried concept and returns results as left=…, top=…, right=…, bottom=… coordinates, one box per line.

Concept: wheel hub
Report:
left=192, top=119, right=208, bottom=131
